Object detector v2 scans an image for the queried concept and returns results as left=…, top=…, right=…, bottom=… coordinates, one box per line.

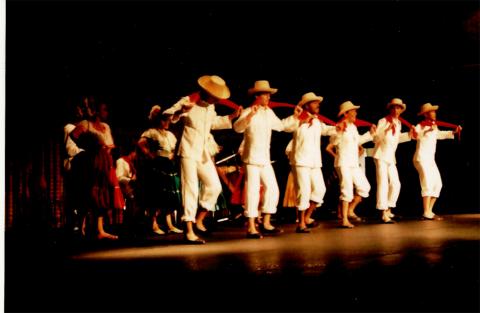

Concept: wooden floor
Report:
left=5, top=213, right=480, bottom=312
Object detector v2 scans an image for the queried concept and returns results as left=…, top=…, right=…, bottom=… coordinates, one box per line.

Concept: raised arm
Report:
left=233, top=106, right=257, bottom=133
left=163, top=96, right=194, bottom=123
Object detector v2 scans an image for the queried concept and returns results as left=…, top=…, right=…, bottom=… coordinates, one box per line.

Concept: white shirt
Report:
left=63, top=123, right=84, bottom=171
left=413, top=124, right=454, bottom=163
left=141, top=128, right=177, bottom=158
left=372, top=117, right=411, bottom=165
left=77, top=120, right=114, bottom=147
left=64, top=123, right=84, bottom=158
left=333, top=122, right=372, bottom=168
left=116, top=157, right=134, bottom=184
left=234, top=106, right=299, bottom=166
left=164, top=96, right=232, bottom=162
left=287, top=118, right=336, bottom=168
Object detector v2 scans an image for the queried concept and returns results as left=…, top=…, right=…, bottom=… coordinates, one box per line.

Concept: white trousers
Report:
left=180, top=157, right=222, bottom=222
left=374, top=159, right=401, bottom=211
left=292, top=166, right=325, bottom=211
left=245, top=163, right=279, bottom=218
left=414, top=160, right=442, bottom=198
left=338, top=166, right=370, bottom=202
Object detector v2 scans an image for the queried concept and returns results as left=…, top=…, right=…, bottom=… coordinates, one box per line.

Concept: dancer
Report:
left=163, top=75, right=241, bottom=243
left=286, top=92, right=336, bottom=233
left=233, top=80, right=302, bottom=238
left=372, top=98, right=414, bottom=223
left=70, top=99, right=123, bottom=239
left=413, top=103, right=461, bottom=220
left=137, top=105, right=184, bottom=235
left=63, top=100, right=86, bottom=234
left=333, top=101, right=376, bottom=228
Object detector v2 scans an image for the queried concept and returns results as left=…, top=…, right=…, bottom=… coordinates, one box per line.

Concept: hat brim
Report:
left=248, top=87, right=278, bottom=96
left=298, top=96, right=324, bottom=107
left=417, top=105, right=439, bottom=116
left=338, top=105, right=361, bottom=117
left=198, top=76, right=231, bottom=100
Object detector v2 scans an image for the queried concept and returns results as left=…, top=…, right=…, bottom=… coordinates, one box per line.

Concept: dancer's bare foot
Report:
left=168, top=227, right=183, bottom=234
left=196, top=224, right=208, bottom=232
left=348, top=214, right=364, bottom=222
left=153, top=227, right=166, bottom=235
left=185, top=232, right=205, bottom=244
left=81, top=217, right=86, bottom=236
left=97, top=231, right=118, bottom=240
left=340, top=221, right=355, bottom=228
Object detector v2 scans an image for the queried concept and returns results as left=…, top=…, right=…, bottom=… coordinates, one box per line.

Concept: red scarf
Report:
left=419, top=119, right=436, bottom=128
left=337, top=117, right=373, bottom=131
left=297, top=110, right=337, bottom=126
left=189, top=92, right=242, bottom=111
left=188, top=92, right=201, bottom=103
left=218, top=99, right=241, bottom=110
left=419, top=119, right=461, bottom=140
left=268, top=101, right=336, bottom=125
left=217, top=99, right=336, bottom=126
left=398, top=116, right=414, bottom=129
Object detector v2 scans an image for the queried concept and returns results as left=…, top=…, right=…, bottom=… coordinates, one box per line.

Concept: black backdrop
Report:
left=6, top=0, right=480, bottom=217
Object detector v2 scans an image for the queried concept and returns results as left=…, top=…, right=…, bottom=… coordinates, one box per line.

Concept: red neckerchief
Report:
left=385, top=115, right=397, bottom=135
left=420, top=119, right=436, bottom=128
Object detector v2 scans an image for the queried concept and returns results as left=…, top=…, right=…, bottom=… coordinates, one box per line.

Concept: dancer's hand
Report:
left=293, top=105, right=303, bottom=118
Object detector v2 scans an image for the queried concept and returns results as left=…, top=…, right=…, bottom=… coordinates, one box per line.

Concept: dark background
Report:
left=6, top=0, right=480, bottom=216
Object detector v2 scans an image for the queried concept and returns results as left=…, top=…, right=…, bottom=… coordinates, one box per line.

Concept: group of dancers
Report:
left=63, top=75, right=462, bottom=244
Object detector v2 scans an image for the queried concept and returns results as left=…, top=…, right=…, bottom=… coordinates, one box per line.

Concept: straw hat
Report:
left=247, top=80, right=278, bottom=96
left=148, top=105, right=162, bottom=121
left=298, top=92, right=324, bottom=107
left=386, top=98, right=406, bottom=112
left=338, top=101, right=360, bottom=117
left=197, top=75, right=231, bottom=100
left=417, top=103, right=439, bottom=116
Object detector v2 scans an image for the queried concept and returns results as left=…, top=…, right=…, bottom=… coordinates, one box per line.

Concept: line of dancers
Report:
left=64, top=75, right=462, bottom=243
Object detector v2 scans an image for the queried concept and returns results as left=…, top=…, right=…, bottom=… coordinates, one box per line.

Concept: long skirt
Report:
left=137, top=157, right=182, bottom=214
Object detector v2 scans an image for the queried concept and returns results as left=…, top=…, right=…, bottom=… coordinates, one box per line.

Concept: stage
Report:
left=5, top=213, right=480, bottom=312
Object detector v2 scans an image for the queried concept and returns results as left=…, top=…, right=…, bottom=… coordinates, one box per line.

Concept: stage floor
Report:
left=5, top=213, right=480, bottom=312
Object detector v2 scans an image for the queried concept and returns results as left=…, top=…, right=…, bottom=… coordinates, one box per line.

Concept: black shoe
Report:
left=306, top=221, right=319, bottom=228
left=246, top=232, right=263, bottom=239
left=295, top=227, right=310, bottom=233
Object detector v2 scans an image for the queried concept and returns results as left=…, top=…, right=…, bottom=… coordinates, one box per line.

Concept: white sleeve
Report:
left=277, top=114, right=299, bottom=133
left=399, top=132, right=411, bottom=143
left=373, top=118, right=388, bottom=143
left=359, top=131, right=373, bottom=145
left=211, top=114, right=232, bottom=130
left=321, top=124, right=337, bottom=136
left=233, top=107, right=252, bottom=133
left=163, top=96, right=190, bottom=123
left=116, top=159, right=131, bottom=184
left=437, top=130, right=454, bottom=140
